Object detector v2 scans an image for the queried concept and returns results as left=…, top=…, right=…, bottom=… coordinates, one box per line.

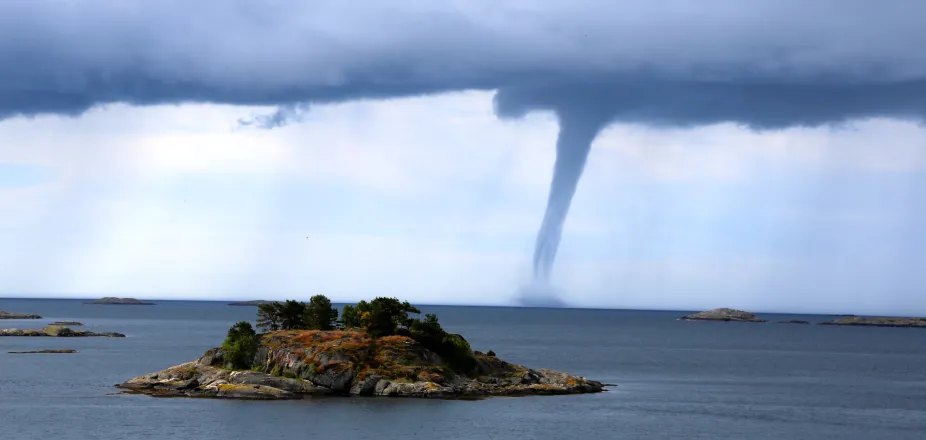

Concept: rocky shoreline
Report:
left=0, top=325, right=125, bottom=337
left=117, top=330, right=605, bottom=400
left=0, top=310, right=42, bottom=319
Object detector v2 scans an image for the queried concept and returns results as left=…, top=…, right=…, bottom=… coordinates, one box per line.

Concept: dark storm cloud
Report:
left=1, top=0, right=925, bottom=126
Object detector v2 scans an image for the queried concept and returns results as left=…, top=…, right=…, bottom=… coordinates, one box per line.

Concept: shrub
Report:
left=408, top=313, right=476, bottom=373
left=441, top=333, right=477, bottom=372
left=486, top=350, right=496, bottom=357
left=222, top=321, right=258, bottom=370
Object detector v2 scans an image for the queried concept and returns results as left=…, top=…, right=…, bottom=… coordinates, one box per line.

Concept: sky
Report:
left=1, top=1, right=925, bottom=315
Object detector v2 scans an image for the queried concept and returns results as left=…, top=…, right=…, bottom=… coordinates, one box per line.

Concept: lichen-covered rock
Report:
left=214, top=384, right=294, bottom=399
left=681, top=308, right=766, bottom=323
left=118, top=329, right=607, bottom=400
left=117, top=362, right=330, bottom=399
left=377, top=381, right=456, bottom=398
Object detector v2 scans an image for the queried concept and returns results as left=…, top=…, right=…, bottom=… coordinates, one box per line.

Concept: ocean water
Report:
left=1, top=299, right=925, bottom=440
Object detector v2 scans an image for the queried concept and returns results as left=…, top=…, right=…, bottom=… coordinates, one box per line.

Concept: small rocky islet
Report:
left=820, top=316, right=926, bottom=328
left=680, top=308, right=767, bottom=322
left=85, top=297, right=155, bottom=305
left=9, top=349, right=78, bottom=354
left=118, top=296, right=606, bottom=400
left=0, top=325, right=125, bottom=337
left=0, top=310, right=42, bottom=320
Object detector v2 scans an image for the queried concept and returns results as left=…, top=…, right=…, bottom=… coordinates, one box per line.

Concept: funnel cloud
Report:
left=531, top=110, right=609, bottom=282
left=2, top=1, right=926, bottom=306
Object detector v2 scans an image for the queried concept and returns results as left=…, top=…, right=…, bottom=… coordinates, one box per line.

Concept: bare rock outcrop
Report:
left=117, top=330, right=605, bottom=400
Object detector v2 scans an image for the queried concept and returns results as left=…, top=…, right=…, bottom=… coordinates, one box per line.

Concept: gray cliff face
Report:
left=681, top=308, right=766, bottom=323
left=117, top=342, right=606, bottom=400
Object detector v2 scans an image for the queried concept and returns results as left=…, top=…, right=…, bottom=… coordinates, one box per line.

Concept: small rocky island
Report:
left=0, top=325, right=125, bottom=337
left=681, top=308, right=766, bottom=322
left=820, top=316, right=926, bottom=328
left=0, top=310, right=42, bottom=319
left=228, top=300, right=278, bottom=307
left=85, top=297, right=155, bottom=305
left=9, top=349, right=78, bottom=354
left=118, top=296, right=605, bottom=400
left=50, top=321, right=83, bottom=326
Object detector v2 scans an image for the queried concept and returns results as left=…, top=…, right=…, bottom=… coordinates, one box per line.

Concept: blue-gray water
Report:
left=1, top=299, right=925, bottom=440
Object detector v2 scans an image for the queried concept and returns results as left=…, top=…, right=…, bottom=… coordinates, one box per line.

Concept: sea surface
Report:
left=1, top=298, right=925, bottom=440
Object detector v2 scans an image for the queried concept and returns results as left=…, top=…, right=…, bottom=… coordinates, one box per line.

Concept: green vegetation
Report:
left=228, top=294, right=478, bottom=374
left=486, top=350, right=496, bottom=357
left=222, top=321, right=258, bottom=369
left=256, top=295, right=339, bottom=332
left=304, top=295, right=338, bottom=331
left=341, top=297, right=421, bottom=337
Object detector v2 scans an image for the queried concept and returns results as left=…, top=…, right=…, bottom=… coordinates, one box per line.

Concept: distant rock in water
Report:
left=117, top=329, right=605, bottom=400
left=228, top=300, right=279, bottom=307
left=681, top=308, right=766, bottom=323
left=820, top=316, right=926, bottom=328
left=50, top=321, right=83, bottom=326
left=0, top=325, right=125, bottom=337
left=85, top=297, right=155, bottom=305
left=0, top=310, right=42, bottom=319
left=778, top=320, right=811, bottom=324
left=9, top=349, right=78, bottom=354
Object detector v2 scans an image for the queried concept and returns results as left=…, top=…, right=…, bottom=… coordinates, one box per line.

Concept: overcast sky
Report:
left=1, top=1, right=925, bottom=314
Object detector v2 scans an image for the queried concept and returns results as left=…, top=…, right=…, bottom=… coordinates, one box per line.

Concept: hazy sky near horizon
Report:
left=1, top=1, right=925, bottom=315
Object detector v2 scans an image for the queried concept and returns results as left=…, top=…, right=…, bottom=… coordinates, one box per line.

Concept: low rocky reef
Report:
left=681, top=308, right=766, bottom=323
left=50, top=321, right=83, bottom=326
left=9, top=349, right=78, bottom=354
left=85, top=297, right=155, bottom=305
left=118, top=329, right=605, bottom=400
left=228, top=300, right=279, bottom=307
left=0, top=325, right=125, bottom=337
left=0, top=310, right=42, bottom=319
left=821, top=316, right=926, bottom=328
